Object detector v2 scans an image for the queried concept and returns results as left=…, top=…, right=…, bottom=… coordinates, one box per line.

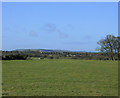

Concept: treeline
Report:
left=1, top=50, right=119, bottom=60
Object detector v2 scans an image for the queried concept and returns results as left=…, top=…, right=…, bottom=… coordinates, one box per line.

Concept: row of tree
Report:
left=1, top=51, right=113, bottom=60
left=2, top=54, right=28, bottom=60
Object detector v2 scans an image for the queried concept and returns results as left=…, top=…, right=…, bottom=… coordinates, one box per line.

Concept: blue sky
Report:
left=2, top=2, right=118, bottom=51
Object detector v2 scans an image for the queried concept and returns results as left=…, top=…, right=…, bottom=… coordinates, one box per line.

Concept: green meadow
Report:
left=2, top=59, right=118, bottom=96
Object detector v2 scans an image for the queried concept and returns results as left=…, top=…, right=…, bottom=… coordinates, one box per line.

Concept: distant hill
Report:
left=14, top=49, right=71, bottom=52
left=14, top=49, right=86, bottom=53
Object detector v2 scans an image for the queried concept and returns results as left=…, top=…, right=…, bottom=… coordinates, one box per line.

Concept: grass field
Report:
left=2, top=59, right=118, bottom=96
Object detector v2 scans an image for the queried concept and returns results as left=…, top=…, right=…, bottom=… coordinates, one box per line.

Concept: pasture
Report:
left=2, top=59, right=118, bottom=96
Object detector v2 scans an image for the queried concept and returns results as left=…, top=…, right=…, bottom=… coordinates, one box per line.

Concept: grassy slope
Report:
left=2, top=59, right=118, bottom=96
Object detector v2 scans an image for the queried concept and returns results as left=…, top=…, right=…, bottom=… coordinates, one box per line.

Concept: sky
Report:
left=2, top=2, right=118, bottom=52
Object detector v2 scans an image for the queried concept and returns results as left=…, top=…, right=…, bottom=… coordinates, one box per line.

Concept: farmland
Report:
left=2, top=59, right=118, bottom=96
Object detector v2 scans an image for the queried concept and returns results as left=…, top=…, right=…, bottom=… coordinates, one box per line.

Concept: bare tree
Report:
left=97, top=35, right=119, bottom=60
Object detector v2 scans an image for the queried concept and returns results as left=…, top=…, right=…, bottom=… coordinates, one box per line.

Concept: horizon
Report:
left=2, top=2, right=118, bottom=52
left=0, top=48, right=104, bottom=53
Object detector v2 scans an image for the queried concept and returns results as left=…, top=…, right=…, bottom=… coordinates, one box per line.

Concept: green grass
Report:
left=2, top=59, right=118, bottom=96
